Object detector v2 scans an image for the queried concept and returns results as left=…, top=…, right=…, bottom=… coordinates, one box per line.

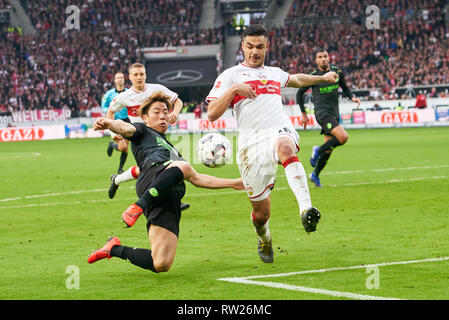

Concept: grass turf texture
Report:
left=0, top=126, right=448, bottom=300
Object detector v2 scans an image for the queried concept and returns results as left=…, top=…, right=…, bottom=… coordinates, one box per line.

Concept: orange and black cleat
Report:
left=121, top=203, right=143, bottom=228
left=87, top=236, right=121, bottom=264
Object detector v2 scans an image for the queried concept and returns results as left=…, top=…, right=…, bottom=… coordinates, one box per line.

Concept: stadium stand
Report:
left=1, top=0, right=223, bottom=114
left=1, top=0, right=448, bottom=115
left=270, top=0, right=449, bottom=93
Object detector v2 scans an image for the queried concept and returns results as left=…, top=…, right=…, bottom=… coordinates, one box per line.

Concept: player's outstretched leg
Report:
left=107, top=141, right=118, bottom=157
left=108, top=166, right=140, bottom=199
left=301, top=207, right=321, bottom=234
left=88, top=236, right=159, bottom=272
left=122, top=166, right=185, bottom=227
left=278, top=138, right=321, bottom=234
left=310, top=145, right=320, bottom=167
left=88, top=236, right=121, bottom=263
left=251, top=202, right=273, bottom=263
left=309, top=172, right=323, bottom=188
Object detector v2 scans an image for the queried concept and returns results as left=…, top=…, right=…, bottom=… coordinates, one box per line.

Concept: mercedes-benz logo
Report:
left=157, top=70, right=203, bottom=84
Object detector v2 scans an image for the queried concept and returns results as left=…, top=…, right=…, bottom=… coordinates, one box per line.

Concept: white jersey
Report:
left=109, top=83, right=178, bottom=123
left=206, top=63, right=292, bottom=149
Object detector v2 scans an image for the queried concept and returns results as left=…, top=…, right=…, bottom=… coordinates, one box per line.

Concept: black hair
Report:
left=242, top=24, right=268, bottom=38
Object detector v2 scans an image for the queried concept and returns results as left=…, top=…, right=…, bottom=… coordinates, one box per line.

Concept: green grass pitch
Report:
left=0, top=126, right=448, bottom=300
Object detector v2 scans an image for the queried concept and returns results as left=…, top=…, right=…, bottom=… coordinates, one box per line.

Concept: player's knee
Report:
left=277, top=142, right=296, bottom=160
left=153, top=258, right=173, bottom=273
left=338, top=133, right=349, bottom=145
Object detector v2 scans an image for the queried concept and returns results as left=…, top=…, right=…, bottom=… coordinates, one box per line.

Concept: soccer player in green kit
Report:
left=296, top=49, right=360, bottom=187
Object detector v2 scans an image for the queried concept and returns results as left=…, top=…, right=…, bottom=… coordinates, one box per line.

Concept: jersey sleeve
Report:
left=277, top=68, right=291, bottom=88
left=127, top=123, right=145, bottom=142
left=155, top=84, right=179, bottom=104
left=101, top=91, right=111, bottom=113
left=108, top=92, right=126, bottom=113
left=205, top=70, right=233, bottom=104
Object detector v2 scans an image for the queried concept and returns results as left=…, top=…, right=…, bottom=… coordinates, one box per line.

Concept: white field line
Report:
left=218, top=256, right=449, bottom=300
left=0, top=175, right=447, bottom=209
left=0, top=152, right=42, bottom=159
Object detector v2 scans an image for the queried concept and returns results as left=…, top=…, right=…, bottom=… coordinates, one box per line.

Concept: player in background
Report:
left=101, top=72, right=130, bottom=174
left=88, top=92, right=243, bottom=273
left=206, top=24, right=338, bottom=263
left=106, top=63, right=190, bottom=211
left=296, top=49, right=360, bottom=187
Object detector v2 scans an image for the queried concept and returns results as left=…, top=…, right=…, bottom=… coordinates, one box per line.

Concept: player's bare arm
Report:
left=208, top=83, right=257, bottom=122
left=168, top=98, right=183, bottom=125
left=106, top=108, right=116, bottom=120
left=94, top=117, right=136, bottom=139
left=287, top=71, right=338, bottom=88
left=352, top=97, right=361, bottom=108
left=168, top=161, right=244, bottom=190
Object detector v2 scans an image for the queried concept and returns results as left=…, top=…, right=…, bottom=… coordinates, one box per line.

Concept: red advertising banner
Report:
left=0, top=125, right=66, bottom=142
left=365, top=109, right=435, bottom=124
left=9, top=109, right=71, bottom=123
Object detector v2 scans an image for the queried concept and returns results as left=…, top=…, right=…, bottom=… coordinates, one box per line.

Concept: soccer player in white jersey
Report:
left=106, top=63, right=190, bottom=212
left=206, top=24, right=338, bottom=263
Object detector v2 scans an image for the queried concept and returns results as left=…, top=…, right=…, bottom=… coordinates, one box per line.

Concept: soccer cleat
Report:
left=121, top=203, right=144, bottom=228
left=87, top=236, right=121, bottom=264
left=108, top=174, right=119, bottom=199
left=309, top=145, right=320, bottom=167
left=107, top=141, right=115, bottom=157
left=257, top=239, right=274, bottom=263
left=301, top=207, right=321, bottom=234
left=309, top=172, right=323, bottom=188
left=180, top=203, right=190, bottom=211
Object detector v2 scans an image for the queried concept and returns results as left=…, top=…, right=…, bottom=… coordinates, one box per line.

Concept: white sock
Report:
left=115, top=166, right=138, bottom=185
left=283, top=159, right=312, bottom=214
left=251, top=212, right=271, bottom=243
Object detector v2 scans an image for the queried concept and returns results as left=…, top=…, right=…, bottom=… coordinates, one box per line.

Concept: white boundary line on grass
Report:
left=1, top=163, right=447, bottom=203
left=0, top=175, right=447, bottom=209
left=218, top=256, right=449, bottom=300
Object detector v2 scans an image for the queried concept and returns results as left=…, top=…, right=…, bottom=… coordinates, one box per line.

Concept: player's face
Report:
left=114, top=73, right=125, bottom=87
left=129, top=67, right=147, bottom=89
left=242, top=36, right=268, bottom=68
left=316, top=51, right=330, bottom=71
left=143, top=102, right=169, bottom=133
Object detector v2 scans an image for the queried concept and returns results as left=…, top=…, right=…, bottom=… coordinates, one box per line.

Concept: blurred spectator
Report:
left=371, top=103, right=382, bottom=111
left=193, top=104, right=202, bottom=119
left=415, top=91, right=428, bottom=108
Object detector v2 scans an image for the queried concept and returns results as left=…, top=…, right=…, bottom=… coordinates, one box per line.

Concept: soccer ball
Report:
left=197, top=133, right=232, bottom=168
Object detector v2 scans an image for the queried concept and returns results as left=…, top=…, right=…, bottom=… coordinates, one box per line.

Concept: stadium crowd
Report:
left=268, top=0, right=449, bottom=96
left=1, top=0, right=223, bottom=115
left=1, top=0, right=448, bottom=115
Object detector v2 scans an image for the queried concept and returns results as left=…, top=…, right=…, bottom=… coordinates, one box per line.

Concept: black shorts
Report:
left=315, top=112, right=340, bottom=136
left=136, top=162, right=186, bottom=238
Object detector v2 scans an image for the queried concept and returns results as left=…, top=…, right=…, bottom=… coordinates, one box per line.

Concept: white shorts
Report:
left=237, top=126, right=299, bottom=201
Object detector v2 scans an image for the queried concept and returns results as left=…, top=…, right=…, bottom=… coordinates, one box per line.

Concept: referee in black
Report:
left=88, top=91, right=243, bottom=273
left=297, top=49, right=360, bottom=187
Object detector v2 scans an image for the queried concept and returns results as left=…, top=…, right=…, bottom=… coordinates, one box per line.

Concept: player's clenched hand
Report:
left=93, top=117, right=110, bottom=131
left=352, top=97, right=361, bottom=108
left=233, top=178, right=245, bottom=191
left=168, top=112, right=178, bottom=125
left=300, top=112, right=309, bottom=130
left=322, top=71, right=339, bottom=83
left=234, top=83, right=258, bottom=99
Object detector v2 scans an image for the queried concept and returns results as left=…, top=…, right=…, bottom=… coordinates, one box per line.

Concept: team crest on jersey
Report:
left=215, top=81, right=222, bottom=89
left=257, top=73, right=267, bottom=81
